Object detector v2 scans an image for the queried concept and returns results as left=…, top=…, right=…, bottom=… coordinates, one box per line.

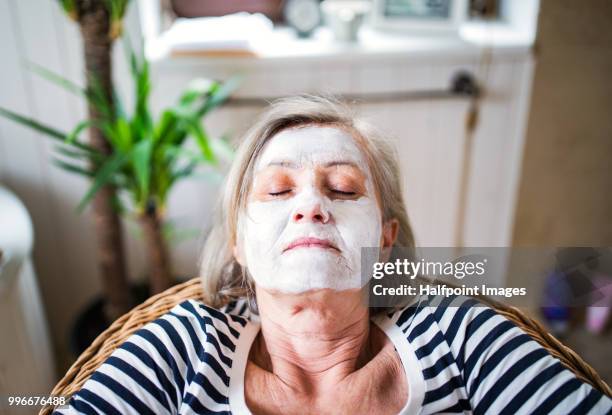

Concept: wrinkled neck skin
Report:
left=246, top=286, right=407, bottom=415
left=251, top=287, right=376, bottom=394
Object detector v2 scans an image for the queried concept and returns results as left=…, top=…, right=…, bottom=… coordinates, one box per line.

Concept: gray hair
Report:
left=199, top=94, right=415, bottom=310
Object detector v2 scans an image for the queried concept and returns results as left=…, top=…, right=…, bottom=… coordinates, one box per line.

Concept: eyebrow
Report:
left=265, top=160, right=360, bottom=169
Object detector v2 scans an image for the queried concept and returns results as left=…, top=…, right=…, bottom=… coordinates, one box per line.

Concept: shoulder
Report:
left=384, top=296, right=612, bottom=414
left=171, top=297, right=252, bottom=326
left=385, top=294, right=542, bottom=387
left=110, top=298, right=253, bottom=369
left=385, top=294, right=526, bottom=353
left=136, top=297, right=252, bottom=343
left=53, top=299, right=254, bottom=414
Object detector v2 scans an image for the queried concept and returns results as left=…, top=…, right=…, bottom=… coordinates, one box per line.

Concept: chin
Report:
left=262, top=272, right=362, bottom=294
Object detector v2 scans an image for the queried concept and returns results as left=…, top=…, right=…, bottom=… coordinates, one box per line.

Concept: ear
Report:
left=379, top=218, right=399, bottom=262
left=382, top=218, right=399, bottom=248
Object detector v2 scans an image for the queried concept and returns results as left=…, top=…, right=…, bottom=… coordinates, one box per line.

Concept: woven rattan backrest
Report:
left=40, top=278, right=611, bottom=414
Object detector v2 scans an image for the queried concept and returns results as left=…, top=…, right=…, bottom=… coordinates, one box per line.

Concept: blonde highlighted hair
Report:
left=199, top=95, right=414, bottom=309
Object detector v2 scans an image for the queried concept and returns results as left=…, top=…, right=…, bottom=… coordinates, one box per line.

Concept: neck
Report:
left=252, top=287, right=378, bottom=394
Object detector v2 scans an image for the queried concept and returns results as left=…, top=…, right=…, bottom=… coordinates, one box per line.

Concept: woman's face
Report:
left=236, top=125, right=385, bottom=294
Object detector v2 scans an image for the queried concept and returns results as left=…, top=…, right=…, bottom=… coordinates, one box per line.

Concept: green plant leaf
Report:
left=86, top=76, right=115, bottom=120
left=186, top=120, right=216, bottom=163
left=66, top=120, right=94, bottom=144
left=0, top=106, right=66, bottom=140
left=54, top=144, right=93, bottom=160
left=125, top=47, right=154, bottom=142
left=154, top=110, right=179, bottom=143
left=132, top=138, right=153, bottom=199
left=112, top=89, right=127, bottom=120
left=27, top=62, right=84, bottom=96
left=0, top=106, right=101, bottom=155
left=106, top=0, right=129, bottom=38
left=197, top=75, right=243, bottom=117
left=114, top=117, right=132, bottom=151
left=106, top=0, right=129, bottom=21
left=77, top=151, right=129, bottom=212
left=179, top=79, right=215, bottom=106
left=52, top=158, right=93, bottom=177
left=57, top=0, right=77, bottom=20
left=170, top=161, right=198, bottom=183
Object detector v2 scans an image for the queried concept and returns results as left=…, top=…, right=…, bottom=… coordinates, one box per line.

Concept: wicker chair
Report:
left=41, top=278, right=612, bottom=414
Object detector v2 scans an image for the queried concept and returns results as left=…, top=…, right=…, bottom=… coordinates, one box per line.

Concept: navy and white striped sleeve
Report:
left=454, top=305, right=612, bottom=414
left=53, top=300, right=207, bottom=415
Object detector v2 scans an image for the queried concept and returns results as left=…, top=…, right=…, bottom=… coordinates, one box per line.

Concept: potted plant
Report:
left=1, top=50, right=239, bottom=352
left=0, top=2, right=240, bottom=352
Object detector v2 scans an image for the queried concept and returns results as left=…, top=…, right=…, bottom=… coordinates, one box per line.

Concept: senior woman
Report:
left=56, top=96, right=611, bottom=415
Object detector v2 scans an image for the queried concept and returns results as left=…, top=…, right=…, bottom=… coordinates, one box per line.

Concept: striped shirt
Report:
left=54, top=295, right=612, bottom=414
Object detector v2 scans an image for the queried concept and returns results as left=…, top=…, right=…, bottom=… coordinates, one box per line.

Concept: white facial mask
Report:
left=237, top=126, right=382, bottom=294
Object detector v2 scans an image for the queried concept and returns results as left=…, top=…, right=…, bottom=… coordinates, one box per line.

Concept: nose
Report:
left=293, top=202, right=330, bottom=224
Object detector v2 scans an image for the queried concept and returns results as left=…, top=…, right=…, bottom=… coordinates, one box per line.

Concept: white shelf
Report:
left=139, top=0, right=539, bottom=66
left=147, top=25, right=534, bottom=72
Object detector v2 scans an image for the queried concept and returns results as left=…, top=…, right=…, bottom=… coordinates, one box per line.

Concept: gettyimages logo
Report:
left=371, top=257, right=487, bottom=280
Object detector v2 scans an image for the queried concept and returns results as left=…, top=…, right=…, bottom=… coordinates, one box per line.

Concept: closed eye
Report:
left=269, top=189, right=292, bottom=196
left=330, top=189, right=357, bottom=196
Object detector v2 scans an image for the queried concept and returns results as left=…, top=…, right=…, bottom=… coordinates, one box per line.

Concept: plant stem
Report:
left=140, top=204, right=172, bottom=294
left=79, top=0, right=132, bottom=320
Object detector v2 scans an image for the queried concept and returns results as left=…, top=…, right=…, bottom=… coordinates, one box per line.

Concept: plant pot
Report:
left=69, top=279, right=181, bottom=356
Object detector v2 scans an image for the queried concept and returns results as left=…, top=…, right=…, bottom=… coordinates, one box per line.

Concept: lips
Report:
left=283, top=237, right=339, bottom=253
